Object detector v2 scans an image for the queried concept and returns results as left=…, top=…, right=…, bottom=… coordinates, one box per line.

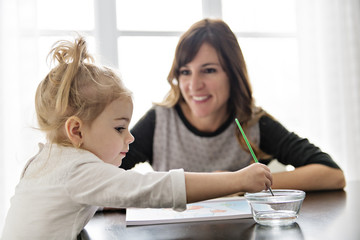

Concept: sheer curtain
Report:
left=0, top=0, right=44, bottom=232
left=296, top=0, right=360, bottom=182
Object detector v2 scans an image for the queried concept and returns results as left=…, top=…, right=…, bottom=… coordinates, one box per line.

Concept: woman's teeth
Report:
left=192, top=96, right=209, bottom=101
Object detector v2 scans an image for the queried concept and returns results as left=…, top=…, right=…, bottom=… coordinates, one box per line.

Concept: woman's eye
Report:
left=203, top=68, right=216, bottom=73
left=115, top=127, right=125, bottom=133
left=179, top=69, right=190, bottom=75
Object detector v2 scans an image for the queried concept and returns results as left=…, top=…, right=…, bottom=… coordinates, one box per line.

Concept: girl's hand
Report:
left=185, top=163, right=273, bottom=203
left=237, top=163, right=273, bottom=193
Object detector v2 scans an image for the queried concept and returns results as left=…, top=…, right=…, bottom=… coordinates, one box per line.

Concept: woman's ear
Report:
left=65, top=116, right=84, bottom=148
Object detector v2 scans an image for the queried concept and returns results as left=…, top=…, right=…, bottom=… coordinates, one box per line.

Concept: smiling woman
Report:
left=178, top=43, right=231, bottom=132
left=120, top=18, right=346, bottom=193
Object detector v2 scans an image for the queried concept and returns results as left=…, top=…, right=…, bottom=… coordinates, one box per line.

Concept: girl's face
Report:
left=178, top=42, right=230, bottom=123
left=81, top=97, right=134, bottom=167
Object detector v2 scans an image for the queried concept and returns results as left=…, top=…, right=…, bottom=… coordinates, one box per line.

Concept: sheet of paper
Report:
left=126, top=196, right=252, bottom=226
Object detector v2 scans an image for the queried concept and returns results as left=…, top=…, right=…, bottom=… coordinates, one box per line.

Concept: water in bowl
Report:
left=254, top=210, right=298, bottom=226
left=245, top=190, right=305, bottom=226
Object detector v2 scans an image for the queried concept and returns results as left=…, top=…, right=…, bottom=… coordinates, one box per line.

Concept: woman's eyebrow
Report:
left=180, top=62, right=220, bottom=68
left=202, top=62, right=220, bottom=67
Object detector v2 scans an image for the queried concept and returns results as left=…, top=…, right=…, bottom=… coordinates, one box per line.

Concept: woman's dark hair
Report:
left=160, top=18, right=270, bottom=158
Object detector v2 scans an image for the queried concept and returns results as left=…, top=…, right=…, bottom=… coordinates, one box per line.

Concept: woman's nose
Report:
left=189, top=73, right=204, bottom=91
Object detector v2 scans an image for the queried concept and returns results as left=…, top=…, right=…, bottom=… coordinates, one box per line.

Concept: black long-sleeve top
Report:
left=121, top=105, right=340, bottom=171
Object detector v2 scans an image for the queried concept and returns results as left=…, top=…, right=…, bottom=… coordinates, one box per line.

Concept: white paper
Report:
left=126, top=196, right=252, bottom=226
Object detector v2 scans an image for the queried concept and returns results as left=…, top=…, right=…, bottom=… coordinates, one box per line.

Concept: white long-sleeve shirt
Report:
left=1, top=143, right=186, bottom=240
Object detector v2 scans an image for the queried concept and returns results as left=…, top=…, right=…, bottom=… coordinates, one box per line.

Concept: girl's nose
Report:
left=127, top=132, right=135, bottom=144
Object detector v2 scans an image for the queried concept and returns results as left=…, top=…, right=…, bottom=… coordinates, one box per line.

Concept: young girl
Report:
left=1, top=36, right=272, bottom=239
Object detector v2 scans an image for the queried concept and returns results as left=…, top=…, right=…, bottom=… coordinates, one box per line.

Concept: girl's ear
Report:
left=65, top=116, right=84, bottom=148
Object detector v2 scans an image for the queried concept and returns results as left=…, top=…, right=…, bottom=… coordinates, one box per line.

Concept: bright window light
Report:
left=222, top=0, right=296, bottom=33
left=116, top=0, right=202, bottom=31
left=117, top=36, right=179, bottom=125
left=36, top=0, right=94, bottom=30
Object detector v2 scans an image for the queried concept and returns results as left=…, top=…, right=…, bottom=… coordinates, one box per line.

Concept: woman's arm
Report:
left=272, top=164, right=345, bottom=191
left=259, top=115, right=346, bottom=191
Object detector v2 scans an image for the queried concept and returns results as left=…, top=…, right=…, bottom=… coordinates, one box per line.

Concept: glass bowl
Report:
left=244, top=189, right=306, bottom=226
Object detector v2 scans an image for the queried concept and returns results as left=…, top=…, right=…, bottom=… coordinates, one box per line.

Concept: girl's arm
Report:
left=68, top=156, right=272, bottom=209
left=185, top=163, right=272, bottom=203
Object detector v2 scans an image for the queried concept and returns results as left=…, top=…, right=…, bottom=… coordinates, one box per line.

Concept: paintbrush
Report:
left=235, top=118, right=274, bottom=196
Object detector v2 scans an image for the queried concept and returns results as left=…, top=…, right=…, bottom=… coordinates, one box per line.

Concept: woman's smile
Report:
left=191, top=95, right=211, bottom=102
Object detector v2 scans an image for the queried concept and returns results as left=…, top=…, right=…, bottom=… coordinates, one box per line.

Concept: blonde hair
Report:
left=35, top=36, right=131, bottom=146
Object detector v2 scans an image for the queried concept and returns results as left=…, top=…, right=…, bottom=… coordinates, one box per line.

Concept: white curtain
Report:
left=296, top=0, right=360, bottom=182
left=0, top=0, right=44, bottom=232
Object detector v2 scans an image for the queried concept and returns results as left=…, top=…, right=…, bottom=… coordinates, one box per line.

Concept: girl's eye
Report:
left=115, top=127, right=125, bottom=133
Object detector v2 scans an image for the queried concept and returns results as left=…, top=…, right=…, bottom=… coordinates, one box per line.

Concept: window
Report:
left=222, top=0, right=298, bottom=129
left=34, top=0, right=298, bottom=127
left=115, top=0, right=202, bottom=122
left=116, top=0, right=202, bottom=31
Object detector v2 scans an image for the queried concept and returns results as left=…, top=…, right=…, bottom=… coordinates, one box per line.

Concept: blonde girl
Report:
left=2, top=36, right=272, bottom=240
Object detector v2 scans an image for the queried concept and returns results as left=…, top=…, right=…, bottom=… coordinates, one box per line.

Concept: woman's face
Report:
left=178, top=42, right=230, bottom=121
